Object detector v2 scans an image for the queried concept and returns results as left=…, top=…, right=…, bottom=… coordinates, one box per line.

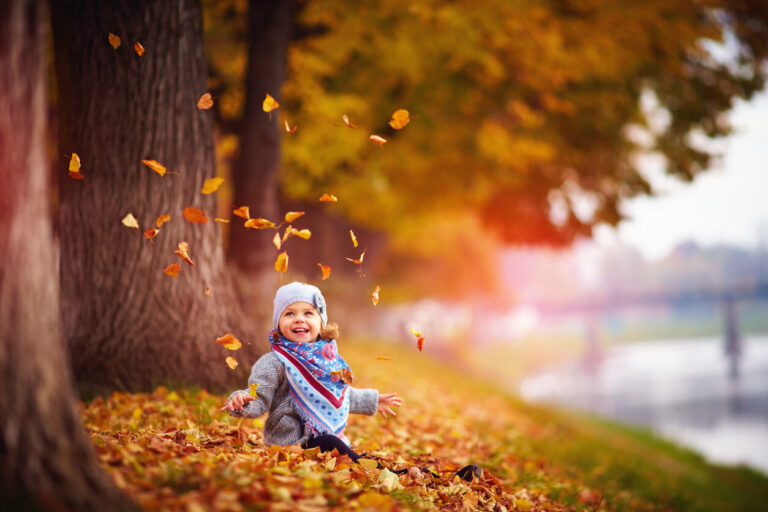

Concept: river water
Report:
left=519, top=335, right=768, bottom=474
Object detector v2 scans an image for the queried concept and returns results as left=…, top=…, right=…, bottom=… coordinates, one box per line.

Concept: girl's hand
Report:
left=377, top=392, right=403, bottom=418
left=220, top=392, right=255, bottom=412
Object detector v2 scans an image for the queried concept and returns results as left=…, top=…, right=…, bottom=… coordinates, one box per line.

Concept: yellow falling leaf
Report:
left=262, top=94, right=279, bottom=120
left=273, top=232, right=281, bottom=250
left=108, top=32, right=121, bottom=49
left=318, top=193, right=338, bottom=202
left=155, top=214, right=171, bottom=227
left=388, top=109, right=411, bottom=129
left=244, top=218, right=275, bottom=229
left=205, top=287, right=213, bottom=297
left=200, top=177, right=225, bottom=195
left=142, top=159, right=167, bottom=176
left=232, top=206, right=250, bottom=220
left=284, top=120, right=298, bottom=133
left=214, top=218, right=230, bottom=223
left=371, top=285, right=381, bottom=306
left=342, top=114, right=356, bottom=129
left=134, top=41, right=145, bottom=56
left=274, top=251, right=288, bottom=273
left=216, top=333, right=242, bottom=351
left=284, top=211, right=304, bottom=222
left=369, top=134, right=387, bottom=145
left=174, top=241, right=195, bottom=265
left=226, top=357, right=238, bottom=369
left=345, top=249, right=366, bottom=265
left=68, top=153, right=83, bottom=180
left=249, top=383, right=259, bottom=398
left=121, top=213, right=139, bottom=230
left=350, top=230, right=358, bottom=248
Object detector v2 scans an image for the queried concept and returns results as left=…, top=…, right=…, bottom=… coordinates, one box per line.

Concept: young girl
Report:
left=220, top=281, right=402, bottom=461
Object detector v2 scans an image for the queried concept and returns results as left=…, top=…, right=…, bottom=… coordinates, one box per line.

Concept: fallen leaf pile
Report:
left=81, top=340, right=678, bottom=511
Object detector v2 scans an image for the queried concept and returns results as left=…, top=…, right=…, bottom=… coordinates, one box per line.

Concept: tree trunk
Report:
left=0, top=1, right=135, bottom=509
left=228, top=0, right=295, bottom=275
left=50, top=0, right=262, bottom=394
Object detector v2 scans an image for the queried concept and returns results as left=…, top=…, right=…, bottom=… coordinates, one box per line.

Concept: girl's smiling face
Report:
left=279, top=301, right=322, bottom=343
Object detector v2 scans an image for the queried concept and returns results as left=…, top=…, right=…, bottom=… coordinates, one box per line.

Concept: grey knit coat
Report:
left=227, top=351, right=379, bottom=446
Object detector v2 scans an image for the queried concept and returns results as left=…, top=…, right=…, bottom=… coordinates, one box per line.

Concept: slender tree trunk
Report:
left=228, top=0, right=295, bottom=276
left=0, top=2, right=135, bottom=509
left=50, top=0, right=262, bottom=394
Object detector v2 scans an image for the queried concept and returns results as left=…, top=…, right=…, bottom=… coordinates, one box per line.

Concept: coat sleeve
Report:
left=227, top=352, right=283, bottom=419
left=348, top=387, right=379, bottom=416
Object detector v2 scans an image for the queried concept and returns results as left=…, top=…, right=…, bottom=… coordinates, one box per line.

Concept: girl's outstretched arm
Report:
left=377, top=392, right=403, bottom=418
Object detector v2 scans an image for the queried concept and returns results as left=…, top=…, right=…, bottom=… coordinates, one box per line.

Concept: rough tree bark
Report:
left=228, top=0, right=295, bottom=275
left=50, top=0, right=261, bottom=393
left=0, top=1, right=135, bottom=509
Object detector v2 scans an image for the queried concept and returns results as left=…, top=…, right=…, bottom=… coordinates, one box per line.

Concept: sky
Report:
left=594, top=90, right=768, bottom=261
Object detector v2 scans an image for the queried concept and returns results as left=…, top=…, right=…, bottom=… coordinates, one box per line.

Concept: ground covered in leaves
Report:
left=83, top=339, right=768, bottom=511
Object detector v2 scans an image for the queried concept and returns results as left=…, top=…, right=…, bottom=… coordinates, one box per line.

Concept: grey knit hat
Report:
left=272, top=281, right=328, bottom=329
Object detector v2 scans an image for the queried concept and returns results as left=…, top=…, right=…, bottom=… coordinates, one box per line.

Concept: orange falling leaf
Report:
left=342, top=114, right=357, bottom=129
left=272, top=232, right=281, bottom=250
left=376, top=356, right=391, bottom=361
left=142, top=159, right=167, bottom=176
left=244, top=218, right=275, bottom=229
left=155, top=214, right=171, bottom=227
left=284, top=211, right=304, bottom=222
left=345, top=249, right=366, bottom=265
left=144, top=227, right=160, bottom=239
left=317, top=263, right=331, bottom=280
left=284, top=120, right=298, bottom=134
left=174, top=241, right=195, bottom=266
left=371, top=285, right=381, bottom=306
left=274, top=251, right=288, bottom=273
left=200, top=177, right=225, bottom=195
left=205, top=287, right=213, bottom=297
left=108, top=32, right=121, bottom=49
left=121, top=213, right=139, bottom=230
left=318, top=193, right=338, bottom=202
left=134, top=41, right=145, bottom=56
left=182, top=207, right=209, bottom=224
left=262, top=93, right=279, bottom=120
left=197, top=93, right=214, bottom=110
left=281, top=226, right=311, bottom=243
left=232, top=206, right=250, bottom=220
left=330, top=368, right=354, bottom=384
left=225, top=357, right=238, bottom=369
left=388, top=109, right=411, bottom=129
left=410, top=328, right=425, bottom=352
left=215, top=333, right=242, bottom=351
left=68, top=153, right=83, bottom=180
left=350, top=230, right=358, bottom=248
left=214, top=218, right=230, bottom=223
left=369, top=135, right=387, bottom=146
left=163, top=263, right=181, bottom=278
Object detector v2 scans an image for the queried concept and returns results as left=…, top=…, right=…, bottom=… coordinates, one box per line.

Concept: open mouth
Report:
left=292, top=327, right=309, bottom=334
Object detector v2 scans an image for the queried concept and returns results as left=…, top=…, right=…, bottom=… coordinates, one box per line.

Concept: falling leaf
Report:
left=342, top=114, right=357, bottom=129
left=144, top=227, right=160, bottom=239
left=388, top=108, right=411, bottom=129
left=155, top=214, right=171, bottom=227
left=345, top=249, right=366, bottom=265
left=205, top=287, right=213, bottom=297
left=318, top=193, right=338, bottom=202
left=174, top=242, right=195, bottom=266
left=244, top=218, right=275, bottom=229
left=369, top=134, right=387, bottom=146
left=376, top=356, right=391, bottom=361
left=197, top=93, right=213, bottom=110
left=108, top=32, right=121, bottom=49
left=163, top=263, right=181, bottom=278
left=214, top=218, right=230, bottom=223
left=142, top=159, right=167, bottom=176
left=249, top=383, right=259, bottom=398
left=273, top=232, right=282, bottom=250
left=330, top=368, right=354, bottom=384
left=134, top=41, right=145, bottom=56
left=201, top=177, right=225, bottom=195
left=262, top=94, right=279, bottom=117
left=350, top=230, right=358, bottom=248
left=226, top=357, right=238, bottom=369
left=274, top=251, right=288, bottom=273
left=121, top=213, right=139, bottom=230
left=417, top=337, right=425, bottom=351
left=317, top=263, right=331, bottom=280
left=216, top=333, right=242, bottom=351
left=183, top=207, right=208, bottom=224
left=371, top=285, right=381, bottom=306
left=284, top=120, right=298, bottom=133
left=284, top=211, right=304, bottom=222
left=232, top=206, right=250, bottom=220
left=296, top=229, right=311, bottom=240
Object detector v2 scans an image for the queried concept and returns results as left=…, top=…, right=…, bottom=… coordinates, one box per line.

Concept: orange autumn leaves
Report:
left=216, top=333, right=242, bottom=369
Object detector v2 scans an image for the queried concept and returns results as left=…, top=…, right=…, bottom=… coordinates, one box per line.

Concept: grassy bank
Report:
left=82, top=337, right=768, bottom=511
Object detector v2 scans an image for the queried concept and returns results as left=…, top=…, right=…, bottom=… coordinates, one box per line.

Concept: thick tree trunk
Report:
left=0, top=1, right=135, bottom=509
left=51, top=0, right=262, bottom=394
left=228, top=0, right=295, bottom=275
